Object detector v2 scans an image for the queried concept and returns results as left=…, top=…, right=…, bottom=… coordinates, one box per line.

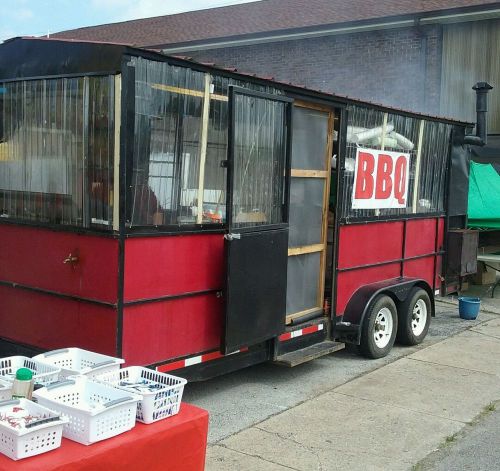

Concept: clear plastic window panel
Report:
left=289, top=178, right=324, bottom=247
left=130, top=57, right=205, bottom=226
left=291, top=107, right=329, bottom=170
left=87, top=76, right=115, bottom=227
left=340, top=104, right=451, bottom=220
left=231, top=93, right=287, bottom=228
left=0, top=76, right=114, bottom=228
left=416, top=121, right=452, bottom=213
left=127, top=56, right=286, bottom=228
left=286, top=252, right=321, bottom=315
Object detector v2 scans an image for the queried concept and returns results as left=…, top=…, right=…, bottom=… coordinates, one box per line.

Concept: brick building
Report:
left=53, top=0, right=500, bottom=134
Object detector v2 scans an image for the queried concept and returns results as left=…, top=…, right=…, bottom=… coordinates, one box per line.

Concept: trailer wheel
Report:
left=358, top=295, right=398, bottom=359
left=397, top=288, right=431, bottom=346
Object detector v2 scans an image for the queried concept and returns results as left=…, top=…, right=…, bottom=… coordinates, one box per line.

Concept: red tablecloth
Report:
left=0, top=403, right=208, bottom=471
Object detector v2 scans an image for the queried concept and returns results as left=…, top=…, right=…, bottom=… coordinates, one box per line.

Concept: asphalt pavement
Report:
left=416, top=403, right=500, bottom=470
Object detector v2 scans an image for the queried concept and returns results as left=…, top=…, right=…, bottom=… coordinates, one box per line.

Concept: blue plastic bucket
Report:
left=458, top=297, right=481, bottom=320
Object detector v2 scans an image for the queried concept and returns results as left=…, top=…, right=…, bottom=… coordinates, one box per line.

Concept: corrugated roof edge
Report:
left=1, top=36, right=473, bottom=126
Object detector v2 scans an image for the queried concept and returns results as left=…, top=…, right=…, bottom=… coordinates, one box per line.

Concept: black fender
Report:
left=334, top=277, right=434, bottom=345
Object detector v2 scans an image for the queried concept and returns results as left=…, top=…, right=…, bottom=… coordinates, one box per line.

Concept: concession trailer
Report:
left=0, top=37, right=486, bottom=380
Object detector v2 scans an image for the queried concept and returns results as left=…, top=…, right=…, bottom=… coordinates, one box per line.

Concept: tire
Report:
left=358, top=295, right=398, bottom=359
left=396, top=288, right=431, bottom=346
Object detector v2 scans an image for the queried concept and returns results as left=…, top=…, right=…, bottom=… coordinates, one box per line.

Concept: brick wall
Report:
left=188, top=25, right=443, bottom=115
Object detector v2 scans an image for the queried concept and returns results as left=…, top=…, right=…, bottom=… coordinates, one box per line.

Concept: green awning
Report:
left=468, top=162, right=500, bottom=229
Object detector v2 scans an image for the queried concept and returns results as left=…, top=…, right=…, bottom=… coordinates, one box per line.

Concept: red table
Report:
left=0, top=403, right=208, bottom=471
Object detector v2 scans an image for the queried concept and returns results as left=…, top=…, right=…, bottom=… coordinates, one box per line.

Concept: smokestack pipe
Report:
left=464, top=82, right=493, bottom=147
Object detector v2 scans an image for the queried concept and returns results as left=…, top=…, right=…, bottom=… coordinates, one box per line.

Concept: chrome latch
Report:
left=224, top=233, right=241, bottom=241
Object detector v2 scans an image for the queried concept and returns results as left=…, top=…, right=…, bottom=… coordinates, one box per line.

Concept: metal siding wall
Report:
left=0, top=286, right=117, bottom=355
left=0, top=225, right=119, bottom=303
left=440, top=19, right=500, bottom=134
left=335, top=217, right=444, bottom=315
left=122, top=294, right=223, bottom=366
left=337, top=222, right=404, bottom=269
left=123, top=234, right=224, bottom=301
left=336, top=263, right=402, bottom=316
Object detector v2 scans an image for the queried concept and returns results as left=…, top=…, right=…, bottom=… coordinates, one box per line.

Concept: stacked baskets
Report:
left=0, top=356, right=60, bottom=386
left=0, top=398, right=68, bottom=460
left=93, top=366, right=187, bottom=424
left=0, top=347, right=187, bottom=460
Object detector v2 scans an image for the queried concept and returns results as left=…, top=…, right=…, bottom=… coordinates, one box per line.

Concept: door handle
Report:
left=224, top=233, right=241, bottom=241
left=63, top=252, right=79, bottom=265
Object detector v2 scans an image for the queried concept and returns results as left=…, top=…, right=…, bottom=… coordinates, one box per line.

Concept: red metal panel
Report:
left=405, top=218, right=436, bottom=258
left=404, top=257, right=435, bottom=288
left=0, top=286, right=117, bottom=355
left=336, top=263, right=401, bottom=316
left=337, top=222, right=404, bottom=269
left=122, top=293, right=223, bottom=366
left=0, top=225, right=118, bottom=303
left=124, top=234, right=224, bottom=302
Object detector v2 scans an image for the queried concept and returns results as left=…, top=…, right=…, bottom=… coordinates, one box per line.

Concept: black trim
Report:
left=433, top=217, right=439, bottom=291
left=284, top=96, right=293, bottom=225
left=0, top=338, right=44, bottom=358
left=401, top=219, right=408, bottom=277
left=0, top=280, right=117, bottom=307
left=124, top=288, right=221, bottom=306
left=0, top=71, right=119, bottom=83
left=0, top=218, right=118, bottom=237
left=332, top=107, right=348, bottom=318
left=124, top=226, right=226, bottom=237
left=150, top=343, right=271, bottom=382
left=230, top=86, right=294, bottom=104
left=289, top=309, right=324, bottom=326
left=339, top=212, right=446, bottom=225
left=226, top=84, right=235, bottom=229
left=148, top=347, right=217, bottom=369
left=336, top=251, right=445, bottom=273
left=116, top=59, right=135, bottom=358
left=0, top=39, right=126, bottom=79
left=275, top=324, right=328, bottom=357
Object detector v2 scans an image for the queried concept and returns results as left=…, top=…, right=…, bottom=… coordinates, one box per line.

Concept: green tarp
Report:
left=468, top=161, right=500, bottom=229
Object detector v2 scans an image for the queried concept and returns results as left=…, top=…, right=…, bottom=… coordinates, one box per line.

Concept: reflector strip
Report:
left=278, top=323, right=324, bottom=342
left=156, top=348, right=248, bottom=373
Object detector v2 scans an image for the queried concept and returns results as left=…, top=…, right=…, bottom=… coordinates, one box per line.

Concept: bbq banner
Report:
left=352, top=148, right=410, bottom=209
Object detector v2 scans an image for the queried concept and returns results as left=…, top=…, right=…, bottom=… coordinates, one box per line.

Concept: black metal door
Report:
left=223, top=87, right=292, bottom=354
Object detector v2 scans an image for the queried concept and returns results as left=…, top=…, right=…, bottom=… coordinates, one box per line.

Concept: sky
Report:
left=0, top=0, right=258, bottom=42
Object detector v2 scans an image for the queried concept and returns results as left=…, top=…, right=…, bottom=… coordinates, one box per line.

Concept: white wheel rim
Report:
left=373, top=307, right=393, bottom=348
left=412, top=299, right=427, bottom=336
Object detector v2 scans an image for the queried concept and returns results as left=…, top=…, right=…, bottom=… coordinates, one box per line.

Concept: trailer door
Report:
left=223, top=87, right=292, bottom=354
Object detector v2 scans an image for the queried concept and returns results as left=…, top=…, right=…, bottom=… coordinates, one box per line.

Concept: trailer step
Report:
left=274, top=340, right=345, bottom=367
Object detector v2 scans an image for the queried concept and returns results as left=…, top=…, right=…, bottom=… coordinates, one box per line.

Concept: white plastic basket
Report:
left=0, top=356, right=60, bottom=386
left=33, top=348, right=124, bottom=379
left=32, top=376, right=140, bottom=445
left=0, top=378, right=12, bottom=401
left=94, top=367, right=187, bottom=424
left=0, top=398, right=68, bottom=460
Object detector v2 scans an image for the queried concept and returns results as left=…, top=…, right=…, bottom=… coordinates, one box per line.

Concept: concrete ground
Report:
left=189, top=297, right=500, bottom=470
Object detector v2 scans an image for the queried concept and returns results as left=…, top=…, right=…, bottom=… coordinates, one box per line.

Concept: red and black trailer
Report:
left=0, top=38, right=479, bottom=380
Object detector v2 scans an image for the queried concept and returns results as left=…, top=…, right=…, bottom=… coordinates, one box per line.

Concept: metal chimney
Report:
left=464, top=82, right=493, bottom=147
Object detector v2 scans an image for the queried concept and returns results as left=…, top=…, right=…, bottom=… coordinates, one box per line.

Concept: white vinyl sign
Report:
left=352, top=148, right=410, bottom=209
